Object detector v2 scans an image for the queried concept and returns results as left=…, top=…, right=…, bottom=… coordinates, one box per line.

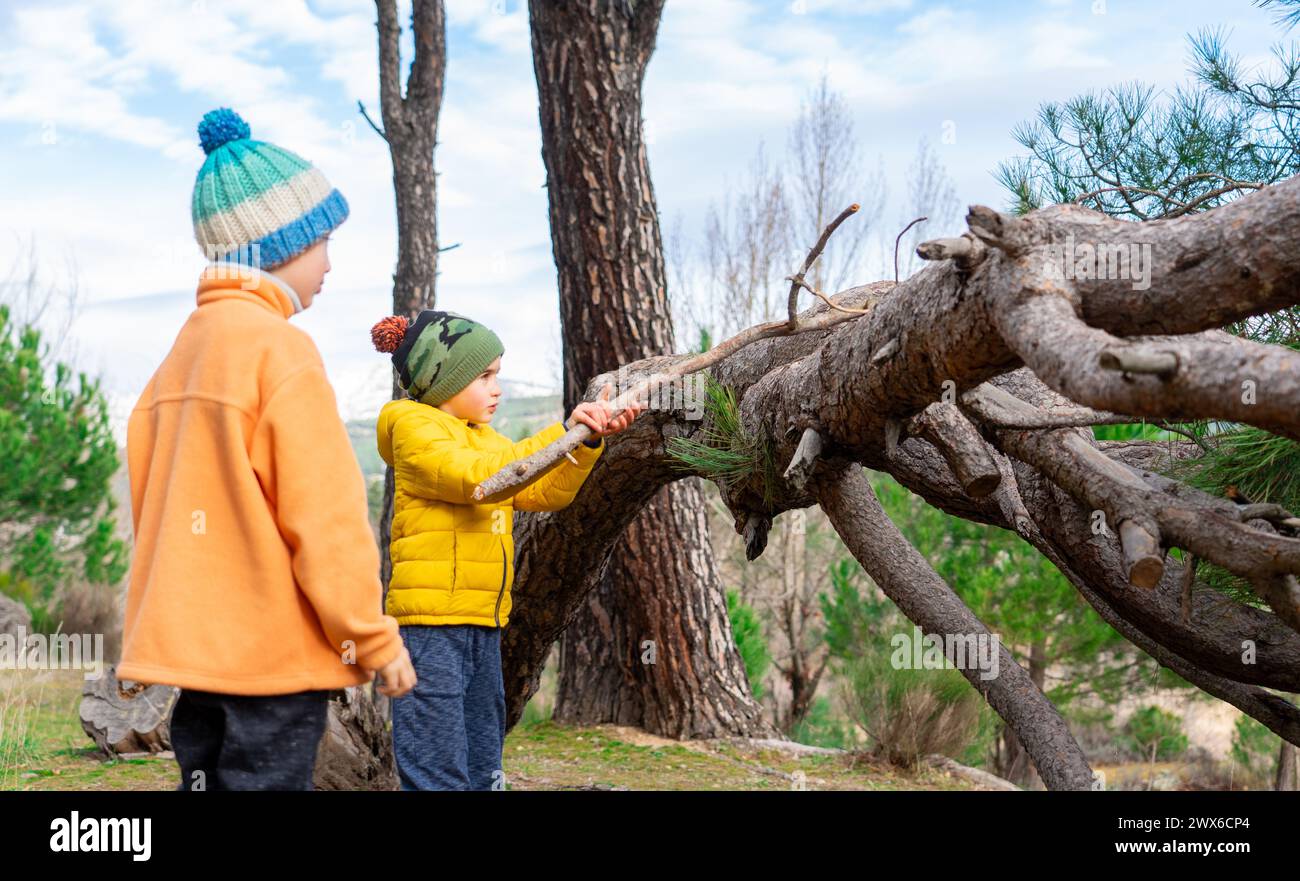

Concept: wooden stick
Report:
left=471, top=302, right=871, bottom=503
left=474, top=207, right=873, bottom=503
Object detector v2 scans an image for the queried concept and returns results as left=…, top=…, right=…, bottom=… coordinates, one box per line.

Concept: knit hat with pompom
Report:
left=371, top=311, right=504, bottom=407
left=192, top=107, right=349, bottom=269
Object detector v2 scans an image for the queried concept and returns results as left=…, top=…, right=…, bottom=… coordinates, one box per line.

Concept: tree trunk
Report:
left=1277, top=741, right=1297, bottom=791
left=527, top=0, right=772, bottom=738
left=317, top=0, right=446, bottom=783
left=373, top=0, right=445, bottom=596
left=996, top=639, right=1048, bottom=788
left=312, top=686, right=397, bottom=791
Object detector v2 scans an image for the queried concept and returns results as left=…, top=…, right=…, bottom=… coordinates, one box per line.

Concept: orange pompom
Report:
left=370, top=315, right=409, bottom=353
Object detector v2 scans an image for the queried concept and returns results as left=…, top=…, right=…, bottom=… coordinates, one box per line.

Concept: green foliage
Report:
left=997, top=3, right=1300, bottom=221
left=1091, top=422, right=1179, bottom=442
left=665, top=372, right=780, bottom=505
left=837, top=637, right=990, bottom=769
left=1229, top=713, right=1283, bottom=786
left=997, top=81, right=1275, bottom=220
left=726, top=588, right=770, bottom=700
left=819, top=552, right=992, bottom=767
left=1258, top=0, right=1300, bottom=32
left=1121, top=706, right=1189, bottom=760
left=1179, top=423, right=1300, bottom=508
left=789, top=695, right=857, bottom=751
left=1171, top=422, right=1300, bottom=603
left=0, top=305, right=128, bottom=616
left=871, top=471, right=1138, bottom=708
left=820, top=557, right=891, bottom=660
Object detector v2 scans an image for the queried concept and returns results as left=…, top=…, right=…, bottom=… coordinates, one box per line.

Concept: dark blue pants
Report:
left=392, top=624, right=506, bottom=791
left=169, top=688, right=329, bottom=791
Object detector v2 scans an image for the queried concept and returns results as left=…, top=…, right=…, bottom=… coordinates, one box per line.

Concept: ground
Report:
left=3, top=669, right=978, bottom=791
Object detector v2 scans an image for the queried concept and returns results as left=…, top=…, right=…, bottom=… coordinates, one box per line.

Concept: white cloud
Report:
left=0, top=6, right=187, bottom=154
left=447, top=0, right=531, bottom=53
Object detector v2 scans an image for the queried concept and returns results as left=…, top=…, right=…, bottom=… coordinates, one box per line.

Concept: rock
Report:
left=79, top=666, right=178, bottom=757
left=0, top=593, right=31, bottom=639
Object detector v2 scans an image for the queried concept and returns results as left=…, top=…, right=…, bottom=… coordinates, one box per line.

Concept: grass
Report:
left=502, top=720, right=976, bottom=790
left=1, top=670, right=176, bottom=791
left=4, top=669, right=978, bottom=791
left=665, top=373, right=781, bottom=507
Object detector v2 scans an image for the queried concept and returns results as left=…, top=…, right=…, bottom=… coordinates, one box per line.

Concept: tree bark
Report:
left=526, top=0, right=772, bottom=738
left=995, top=639, right=1047, bottom=788
left=1277, top=741, right=1297, bottom=791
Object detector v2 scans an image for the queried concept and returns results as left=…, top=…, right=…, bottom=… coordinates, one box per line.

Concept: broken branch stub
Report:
left=908, top=402, right=1002, bottom=498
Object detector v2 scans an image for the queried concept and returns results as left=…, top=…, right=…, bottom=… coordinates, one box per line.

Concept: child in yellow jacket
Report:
left=370, top=311, right=642, bottom=790
left=120, top=108, right=415, bottom=792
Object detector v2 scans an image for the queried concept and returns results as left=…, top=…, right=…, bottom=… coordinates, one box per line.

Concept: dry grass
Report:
left=5, top=669, right=980, bottom=791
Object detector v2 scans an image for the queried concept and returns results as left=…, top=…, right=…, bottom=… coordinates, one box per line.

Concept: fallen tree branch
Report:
left=961, top=382, right=1136, bottom=429
left=996, top=285, right=1300, bottom=442
left=812, top=462, right=1096, bottom=791
left=970, top=377, right=1300, bottom=611
left=986, top=455, right=1300, bottom=748
left=788, top=203, right=860, bottom=327
left=924, top=754, right=1022, bottom=791
left=898, top=372, right=1300, bottom=688
left=497, top=175, right=1300, bottom=751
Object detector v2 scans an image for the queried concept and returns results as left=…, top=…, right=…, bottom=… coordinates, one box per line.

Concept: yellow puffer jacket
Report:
left=376, top=399, right=603, bottom=627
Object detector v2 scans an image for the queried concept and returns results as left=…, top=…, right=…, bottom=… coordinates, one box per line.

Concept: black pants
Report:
left=169, top=688, right=330, bottom=791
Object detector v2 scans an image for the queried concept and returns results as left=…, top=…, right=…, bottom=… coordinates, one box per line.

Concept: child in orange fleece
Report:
left=370, top=311, right=642, bottom=790
left=119, top=108, right=415, bottom=791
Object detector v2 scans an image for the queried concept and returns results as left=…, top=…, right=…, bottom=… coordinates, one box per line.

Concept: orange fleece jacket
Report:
left=116, top=266, right=402, bottom=695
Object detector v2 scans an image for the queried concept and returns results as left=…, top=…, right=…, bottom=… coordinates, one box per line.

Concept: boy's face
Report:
left=436, top=355, right=502, bottom=425
left=275, top=237, right=331, bottom=309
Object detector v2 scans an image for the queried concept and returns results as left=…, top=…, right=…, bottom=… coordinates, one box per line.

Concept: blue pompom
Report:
left=197, top=107, right=251, bottom=155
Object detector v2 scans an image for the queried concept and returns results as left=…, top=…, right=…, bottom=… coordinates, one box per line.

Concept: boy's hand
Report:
left=566, top=382, right=645, bottom=438
left=376, top=646, right=416, bottom=698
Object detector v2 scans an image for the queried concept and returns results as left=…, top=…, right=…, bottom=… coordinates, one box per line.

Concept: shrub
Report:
left=1120, top=705, right=1188, bottom=761
left=726, top=588, right=770, bottom=700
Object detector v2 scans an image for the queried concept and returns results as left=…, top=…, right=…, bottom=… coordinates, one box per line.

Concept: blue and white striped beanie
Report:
left=191, top=107, right=349, bottom=269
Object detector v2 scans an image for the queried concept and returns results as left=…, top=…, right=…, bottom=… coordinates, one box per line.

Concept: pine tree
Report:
left=0, top=304, right=128, bottom=622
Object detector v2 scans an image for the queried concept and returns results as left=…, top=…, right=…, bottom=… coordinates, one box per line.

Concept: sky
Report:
left=0, top=0, right=1286, bottom=440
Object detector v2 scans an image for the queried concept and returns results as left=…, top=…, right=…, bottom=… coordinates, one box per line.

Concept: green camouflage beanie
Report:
left=387, top=311, right=504, bottom=407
